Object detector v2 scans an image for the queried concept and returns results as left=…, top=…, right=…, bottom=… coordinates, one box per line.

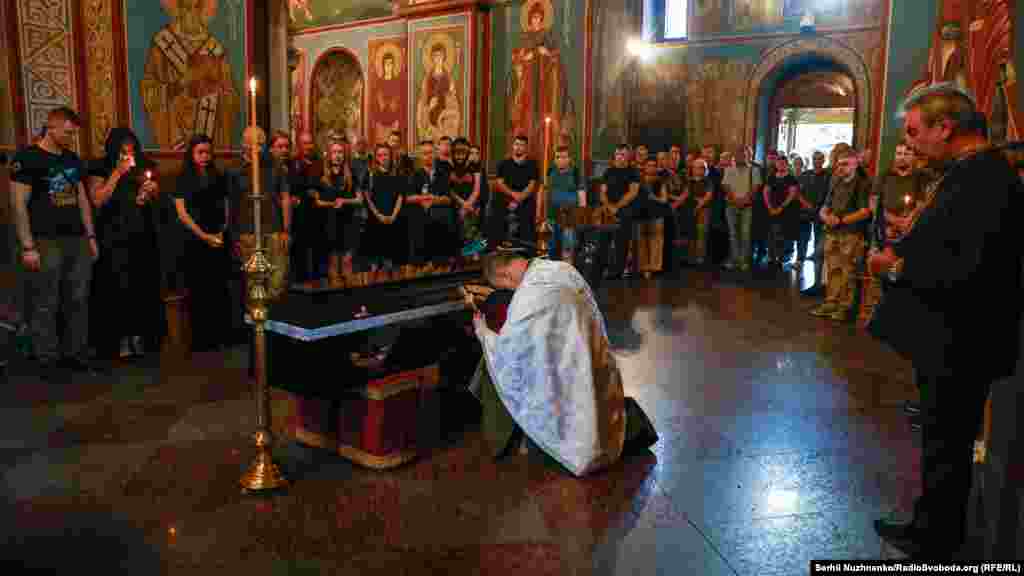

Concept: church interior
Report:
left=0, top=0, right=1023, bottom=572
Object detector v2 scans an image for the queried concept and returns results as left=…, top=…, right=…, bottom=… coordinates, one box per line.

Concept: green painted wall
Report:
left=877, top=0, right=937, bottom=174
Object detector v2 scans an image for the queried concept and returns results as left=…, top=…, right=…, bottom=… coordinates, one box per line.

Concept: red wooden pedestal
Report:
left=285, top=364, right=442, bottom=469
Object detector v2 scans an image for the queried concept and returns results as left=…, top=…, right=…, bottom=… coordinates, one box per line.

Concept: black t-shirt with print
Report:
left=11, top=145, right=86, bottom=238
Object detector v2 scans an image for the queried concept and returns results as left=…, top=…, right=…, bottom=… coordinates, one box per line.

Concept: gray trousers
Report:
left=22, top=236, right=92, bottom=362
left=725, top=205, right=752, bottom=267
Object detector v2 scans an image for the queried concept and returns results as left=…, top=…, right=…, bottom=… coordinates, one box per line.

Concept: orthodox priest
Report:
left=868, top=83, right=1023, bottom=559
left=469, top=252, right=656, bottom=476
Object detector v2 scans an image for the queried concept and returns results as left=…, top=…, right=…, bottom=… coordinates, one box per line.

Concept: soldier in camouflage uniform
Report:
left=810, top=147, right=872, bottom=321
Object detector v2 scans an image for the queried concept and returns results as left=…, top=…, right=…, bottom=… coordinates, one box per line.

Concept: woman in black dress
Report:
left=363, top=144, right=407, bottom=277
left=312, top=140, right=363, bottom=283
left=87, top=128, right=164, bottom=363
left=172, top=135, right=231, bottom=352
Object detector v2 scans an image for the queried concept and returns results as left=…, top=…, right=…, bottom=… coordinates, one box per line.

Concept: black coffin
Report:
left=260, top=270, right=485, bottom=400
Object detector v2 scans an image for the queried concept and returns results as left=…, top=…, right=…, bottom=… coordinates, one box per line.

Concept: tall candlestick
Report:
left=240, top=76, right=287, bottom=494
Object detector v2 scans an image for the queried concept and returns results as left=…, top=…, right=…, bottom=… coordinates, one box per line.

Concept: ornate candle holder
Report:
left=239, top=83, right=287, bottom=493
left=239, top=244, right=288, bottom=493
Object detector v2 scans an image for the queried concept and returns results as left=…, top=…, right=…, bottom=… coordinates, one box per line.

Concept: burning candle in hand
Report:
left=903, top=194, right=912, bottom=216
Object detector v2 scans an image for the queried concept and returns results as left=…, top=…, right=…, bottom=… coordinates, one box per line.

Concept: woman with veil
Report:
left=87, top=128, right=165, bottom=366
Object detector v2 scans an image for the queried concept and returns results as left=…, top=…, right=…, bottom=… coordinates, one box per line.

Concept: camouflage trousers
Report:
left=823, top=230, right=864, bottom=311
left=238, top=233, right=291, bottom=302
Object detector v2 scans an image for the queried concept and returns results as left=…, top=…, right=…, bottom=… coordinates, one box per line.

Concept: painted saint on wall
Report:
left=369, top=39, right=408, bottom=146
left=140, top=0, right=241, bottom=151
left=507, top=0, right=575, bottom=162
left=311, top=50, right=364, bottom=150
left=415, top=30, right=463, bottom=142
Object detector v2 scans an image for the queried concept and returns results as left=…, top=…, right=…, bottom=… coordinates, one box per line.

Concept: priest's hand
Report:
left=472, top=311, right=488, bottom=337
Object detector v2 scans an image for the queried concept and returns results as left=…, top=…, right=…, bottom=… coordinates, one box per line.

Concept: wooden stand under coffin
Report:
left=279, top=364, right=442, bottom=469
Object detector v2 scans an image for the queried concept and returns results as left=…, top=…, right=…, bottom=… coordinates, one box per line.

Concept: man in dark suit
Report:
left=868, top=83, right=1023, bottom=559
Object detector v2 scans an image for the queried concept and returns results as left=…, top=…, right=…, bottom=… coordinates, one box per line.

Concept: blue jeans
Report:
left=547, top=222, right=577, bottom=260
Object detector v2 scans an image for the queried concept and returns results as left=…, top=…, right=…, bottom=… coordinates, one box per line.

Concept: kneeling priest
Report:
left=469, top=253, right=656, bottom=476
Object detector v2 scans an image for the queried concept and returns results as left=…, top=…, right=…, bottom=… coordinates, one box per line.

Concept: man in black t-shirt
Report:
left=491, top=135, right=540, bottom=248
left=10, top=107, right=98, bottom=377
left=601, top=144, right=641, bottom=277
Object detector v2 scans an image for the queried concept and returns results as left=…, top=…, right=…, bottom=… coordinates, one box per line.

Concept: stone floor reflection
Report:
left=0, top=268, right=923, bottom=575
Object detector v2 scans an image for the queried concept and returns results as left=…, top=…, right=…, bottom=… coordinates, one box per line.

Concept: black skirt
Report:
left=326, top=207, right=362, bottom=255
left=363, top=215, right=407, bottom=264
left=185, top=237, right=232, bottom=350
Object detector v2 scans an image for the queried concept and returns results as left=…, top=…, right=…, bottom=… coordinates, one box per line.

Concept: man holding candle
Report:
left=871, top=141, right=927, bottom=248
left=866, top=84, right=1023, bottom=561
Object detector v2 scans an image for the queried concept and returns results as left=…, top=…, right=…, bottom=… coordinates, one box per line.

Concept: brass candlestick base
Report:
left=240, top=430, right=288, bottom=492
left=239, top=244, right=288, bottom=493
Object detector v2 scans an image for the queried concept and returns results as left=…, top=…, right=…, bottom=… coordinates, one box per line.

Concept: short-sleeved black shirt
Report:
left=603, top=166, right=640, bottom=203
left=496, top=158, right=539, bottom=194
left=174, top=171, right=227, bottom=233
left=11, top=145, right=85, bottom=238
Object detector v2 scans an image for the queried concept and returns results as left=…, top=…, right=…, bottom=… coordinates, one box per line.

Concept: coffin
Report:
left=258, top=268, right=485, bottom=468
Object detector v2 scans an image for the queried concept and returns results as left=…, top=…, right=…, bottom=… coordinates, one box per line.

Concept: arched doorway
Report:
left=770, top=68, right=855, bottom=160
left=745, top=37, right=871, bottom=161
left=310, top=48, right=365, bottom=152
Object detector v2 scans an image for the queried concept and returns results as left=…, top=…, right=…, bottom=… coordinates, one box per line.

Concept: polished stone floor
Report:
left=0, top=265, right=928, bottom=575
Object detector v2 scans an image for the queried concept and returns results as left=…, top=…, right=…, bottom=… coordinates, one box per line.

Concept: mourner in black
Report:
left=87, top=128, right=164, bottom=364
left=173, top=134, right=232, bottom=352
left=491, top=135, right=540, bottom=248
left=363, top=144, right=407, bottom=270
left=10, top=107, right=98, bottom=376
left=407, top=140, right=456, bottom=265
left=312, top=140, right=362, bottom=281
left=868, top=84, right=1023, bottom=560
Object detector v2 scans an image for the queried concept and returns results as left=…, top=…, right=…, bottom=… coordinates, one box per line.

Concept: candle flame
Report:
left=545, top=117, right=551, bottom=124
left=145, top=170, right=153, bottom=180
left=904, top=194, right=911, bottom=204
left=249, top=77, right=257, bottom=94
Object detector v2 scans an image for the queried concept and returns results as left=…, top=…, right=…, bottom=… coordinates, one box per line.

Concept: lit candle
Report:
left=249, top=77, right=261, bottom=240
left=904, top=194, right=912, bottom=215
left=249, top=77, right=257, bottom=129
left=145, top=169, right=153, bottom=182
